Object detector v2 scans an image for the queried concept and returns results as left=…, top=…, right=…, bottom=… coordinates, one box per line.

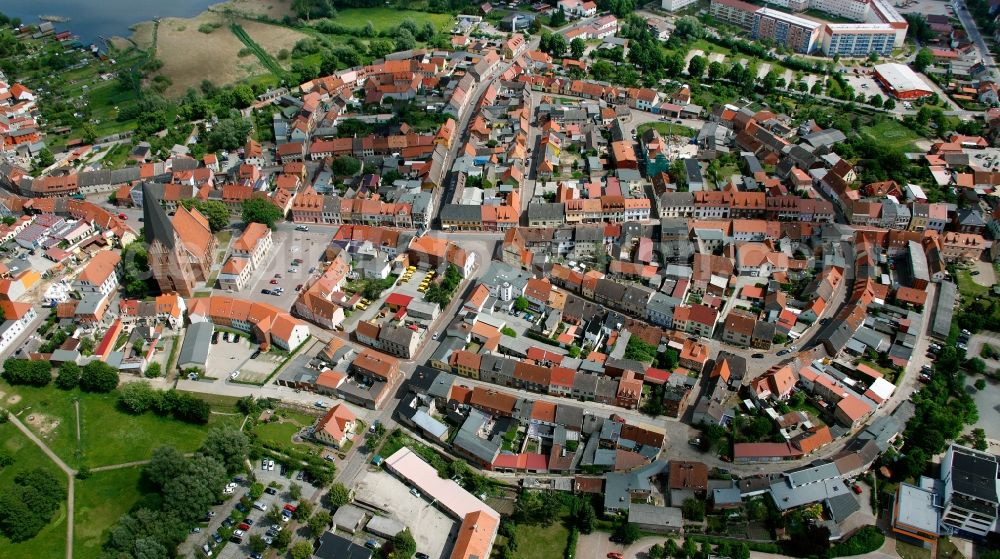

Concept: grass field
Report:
left=0, top=423, right=68, bottom=559
left=256, top=421, right=303, bottom=445
left=860, top=119, right=923, bottom=152
left=512, top=521, right=571, bottom=559
left=896, top=541, right=932, bottom=559
left=1, top=381, right=239, bottom=469
left=636, top=122, right=697, bottom=138
left=73, top=467, right=145, bottom=559
left=957, top=269, right=989, bottom=299
left=333, top=8, right=454, bottom=33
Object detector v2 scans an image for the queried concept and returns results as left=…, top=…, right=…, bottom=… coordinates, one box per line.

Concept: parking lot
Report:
left=181, top=458, right=324, bottom=559
left=221, top=226, right=337, bottom=312
left=200, top=333, right=284, bottom=384
left=353, top=470, right=456, bottom=559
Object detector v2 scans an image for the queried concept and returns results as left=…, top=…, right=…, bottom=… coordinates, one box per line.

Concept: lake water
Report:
left=1, top=0, right=217, bottom=44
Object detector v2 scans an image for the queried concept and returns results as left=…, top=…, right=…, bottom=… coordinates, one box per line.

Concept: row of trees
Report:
left=2, top=359, right=120, bottom=393
left=118, top=381, right=213, bottom=425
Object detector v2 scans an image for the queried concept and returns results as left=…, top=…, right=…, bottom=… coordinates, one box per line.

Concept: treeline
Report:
left=102, top=428, right=248, bottom=558
left=3, top=359, right=120, bottom=393
left=119, top=381, right=212, bottom=425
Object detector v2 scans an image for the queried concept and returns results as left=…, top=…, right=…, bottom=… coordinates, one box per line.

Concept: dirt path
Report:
left=90, top=460, right=150, bottom=473
left=9, top=413, right=76, bottom=559
left=74, top=400, right=81, bottom=443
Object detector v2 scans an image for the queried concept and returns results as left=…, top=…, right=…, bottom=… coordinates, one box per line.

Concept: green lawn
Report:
left=255, top=421, right=303, bottom=445
left=512, top=521, right=571, bottom=559
left=636, top=122, right=697, bottom=138
left=956, top=269, right=989, bottom=299
left=332, top=9, right=454, bottom=33
left=1, top=382, right=239, bottom=469
left=896, top=541, right=931, bottom=559
left=937, top=537, right=965, bottom=559
left=73, top=467, right=145, bottom=559
left=0, top=423, right=68, bottom=559
left=860, top=119, right=923, bottom=152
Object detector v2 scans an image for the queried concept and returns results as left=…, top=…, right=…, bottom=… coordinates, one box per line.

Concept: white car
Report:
left=268, top=459, right=275, bottom=471
left=234, top=529, right=245, bottom=537
left=230, top=371, right=240, bottom=380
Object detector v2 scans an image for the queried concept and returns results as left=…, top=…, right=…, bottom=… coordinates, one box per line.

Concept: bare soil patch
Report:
left=7, top=394, right=21, bottom=405
left=25, top=413, right=60, bottom=437
left=154, top=12, right=264, bottom=97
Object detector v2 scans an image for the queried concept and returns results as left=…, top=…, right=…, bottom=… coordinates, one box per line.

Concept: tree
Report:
left=162, top=455, right=227, bottom=523
left=267, top=505, right=284, bottom=525
left=36, top=148, right=54, bottom=169
left=330, top=156, right=362, bottom=176
left=975, top=378, right=987, bottom=390
left=80, top=361, right=119, bottom=392
left=250, top=534, right=267, bottom=553
left=570, top=38, right=586, bottom=59
left=0, top=468, right=66, bottom=542
left=967, top=358, right=987, bottom=376
left=204, top=118, right=252, bottom=152
left=294, top=500, right=314, bottom=522
left=179, top=199, right=230, bottom=232
left=250, top=482, right=265, bottom=500
left=274, top=526, right=292, bottom=548
left=682, top=498, right=705, bottom=521
left=914, top=48, right=933, bottom=72
left=883, top=98, right=896, bottom=110
left=290, top=482, right=303, bottom=500
left=514, top=297, right=530, bottom=312
left=674, top=16, right=703, bottom=39
left=328, top=482, right=351, bottom=508
left=687, top=55, right=707, bottom=78
left=574, top=498, right=596, bottom=534
left=2, top=359, right=52, bottom=387
left=200, top=426, right=249, bottom=473
left=119, top=381, right=159, bottom=414
left=612, top=520, right=641, bottom=545
left=665, top=538, right=680, bottom=558
left=309, top=510, right=332, bottom=535
left=144, top=446, right=187, bottom=489
left=546, top=34, right=568, bottom=57
left=55, top=361, right=81, bottom=390
left=650, top=543, right=666, bottom=559
left=369, top=39, right=395, bottom=59
left=144, top=362, right=162, bottom=379
left=550, top=7, right=567, bottom=27
left=683, top=538, right=697, bottom=559
left=381, top=528, right=416, bottom=559
left=241, top=198, right=284, bottom=229
left=707, top=61, right=726, bottom=80
left=395, top=28, right=417, bottom=51
left=290, top=540, right=314, bottom=559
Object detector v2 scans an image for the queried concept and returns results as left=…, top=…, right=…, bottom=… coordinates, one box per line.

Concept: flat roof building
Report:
left=874, top=63, right=934, bottom=99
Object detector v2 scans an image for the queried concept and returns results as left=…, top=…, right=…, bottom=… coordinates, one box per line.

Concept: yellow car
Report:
left=417, top=287, right=427, bottom=293
left=406, top=266, right=416, bottom=272
left=426, top=271, right=436, bottom=277
left=360, top=298, right=370, bottom=305
left=356, top=304, right=368, bottom=311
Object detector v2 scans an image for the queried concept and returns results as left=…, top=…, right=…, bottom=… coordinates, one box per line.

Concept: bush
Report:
left=830, top=526, right=885, bottom=557
left=144, top=363, right=162, bottom=378
left=1, top=359, right=52, bottom=387
left=55, top=362, right=81, bottom=390
left=80, top=361, right=119, bottom=392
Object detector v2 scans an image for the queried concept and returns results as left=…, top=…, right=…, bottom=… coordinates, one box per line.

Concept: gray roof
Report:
left=440, top=204, right=483, bottom=223
left=895, top=482, right=941, bottom=534
left=178, top=322, right=214, bottom=367
left=527, top=202, right=565, bottom=222
left=142, top=182, right=175, bottom=249
left=604, top=461, right=670, bottom=511
left=826, top=491, right=861, bottom=523
left=331, top=504, right=366, bottom=531
left=932, top=281, right=956, bottom=339
left=713, top=486, right=743, bottom=506
left=628, top=504, right=683, bottom=529
left=785, top=461, right=841, bottom=488
left=453, top=409, right=502, bottom=465
left=365, top=515, right=406, bottom=538
left=411, top=409, right=449, bottom=439
left=948, top=445, right=999, bottom=503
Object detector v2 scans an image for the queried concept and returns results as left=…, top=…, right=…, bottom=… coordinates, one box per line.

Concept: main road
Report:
left=954, top=0, right=999, bottom=81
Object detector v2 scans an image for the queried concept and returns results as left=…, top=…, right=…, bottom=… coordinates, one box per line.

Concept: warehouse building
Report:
left=873, top=63, right=934, bottom=99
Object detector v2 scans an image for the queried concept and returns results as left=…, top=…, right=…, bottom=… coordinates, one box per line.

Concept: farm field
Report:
left=0, top=422, right=68, bottom=559
left=73, top=467, right=145, bottom=559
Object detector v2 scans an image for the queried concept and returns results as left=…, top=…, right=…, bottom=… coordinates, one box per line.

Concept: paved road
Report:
left=9, top=413, right=76, bottom=559
left=954, top=0, right=999, bottom=82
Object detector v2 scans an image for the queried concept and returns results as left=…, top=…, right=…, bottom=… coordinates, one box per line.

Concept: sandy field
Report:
left=154, top=12, right=264, bottom=97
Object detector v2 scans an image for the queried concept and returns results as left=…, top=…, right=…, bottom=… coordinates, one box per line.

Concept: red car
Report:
left=270, top=279, right=279, bottom=285
left=852, top=484, right=863, bottom=494
left=608, top=553, right=624, bottom=559
left=238, top=522, right=250, bottom=531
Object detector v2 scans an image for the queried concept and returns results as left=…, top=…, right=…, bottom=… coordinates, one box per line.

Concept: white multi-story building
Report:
left=73, top=251, right=120, bottom=297
left=662, top=0, right=699, bottom=11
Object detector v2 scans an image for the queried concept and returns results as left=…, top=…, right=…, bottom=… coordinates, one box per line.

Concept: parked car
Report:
left=776, top=349, right=791, bottom=356
left=229, top=535, right=243, bottom=544
left=270, top=279, right=279, bottom=284
left=265, top=487, right=278, bottom=495
left=851, top=484, right=863, bottom=494
left=366, top=539, right=382, bottom=550
left=261, top=289, right=272, bottom=295
left=751, top=353, right=764, bottom=359
left=268, top=459, right=275, bottom=471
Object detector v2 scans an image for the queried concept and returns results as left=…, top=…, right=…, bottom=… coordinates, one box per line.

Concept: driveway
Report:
left=969, top=260, right=996, bottom=287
